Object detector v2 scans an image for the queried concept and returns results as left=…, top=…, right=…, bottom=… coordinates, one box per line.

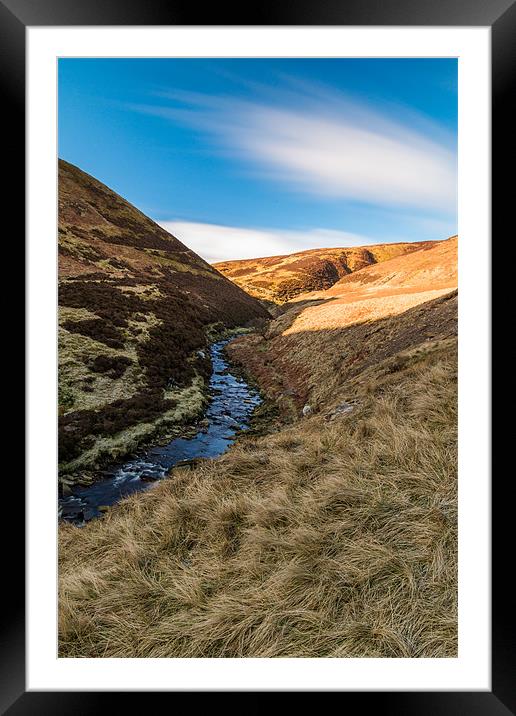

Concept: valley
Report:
left=58, top=167, right=458, bottom=658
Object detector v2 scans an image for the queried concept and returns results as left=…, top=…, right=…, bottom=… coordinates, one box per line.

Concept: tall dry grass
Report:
left=59, top=338, right=457, bottom=658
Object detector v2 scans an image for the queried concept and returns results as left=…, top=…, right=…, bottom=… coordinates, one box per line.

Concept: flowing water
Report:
left=59, top=339, right=261, bottom=524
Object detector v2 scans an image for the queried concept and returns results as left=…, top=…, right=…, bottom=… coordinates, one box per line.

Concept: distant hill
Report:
left=323, top=235, right=458, bottom=295
left=58, top=159, right=268, bottom=476
left=214, top=241, right=437, bottom=303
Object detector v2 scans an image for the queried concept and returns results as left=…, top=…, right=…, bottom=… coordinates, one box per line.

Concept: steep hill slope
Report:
left=214, top=240, right=436, bottom=303
left=58, top=159, right=268, bottom=478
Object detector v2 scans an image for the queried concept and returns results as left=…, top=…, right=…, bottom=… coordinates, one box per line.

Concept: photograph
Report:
left=0, top=0, right=509, bottom=701
left=1, top=0, right=507, bottom=701
left=56, top=57, right=460, bottom=659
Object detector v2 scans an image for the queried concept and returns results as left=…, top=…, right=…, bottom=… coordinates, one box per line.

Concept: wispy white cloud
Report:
left=133, top=82, right=457, bottom=215
left=160, top=220, right=377, bottom=264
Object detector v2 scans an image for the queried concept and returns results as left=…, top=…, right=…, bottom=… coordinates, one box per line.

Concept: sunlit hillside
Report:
left=214, top=241, right=437, bottom=303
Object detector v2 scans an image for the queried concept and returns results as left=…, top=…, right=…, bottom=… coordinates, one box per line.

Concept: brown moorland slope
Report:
left=214, top=240, right=436, bottom=303
left=58, top=159, right=268, bottom=479
left=59, top=233, right=457, bottom=658
left=227, top=236, right=457, bottom=418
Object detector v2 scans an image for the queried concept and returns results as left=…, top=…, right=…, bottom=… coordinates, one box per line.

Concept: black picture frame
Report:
left=6, top=0, right=512, bottom=710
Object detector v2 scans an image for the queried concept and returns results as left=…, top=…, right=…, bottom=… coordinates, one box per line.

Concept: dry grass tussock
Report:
left=59, top=338, right=457, bottom=658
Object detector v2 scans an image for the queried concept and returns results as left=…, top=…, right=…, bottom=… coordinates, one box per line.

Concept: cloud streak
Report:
left=135, top=82, right=457, bottom=215
left=160, top=220, right=376, bottom=264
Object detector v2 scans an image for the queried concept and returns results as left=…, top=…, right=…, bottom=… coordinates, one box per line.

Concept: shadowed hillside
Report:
left=214, top=241, right=436, bottom=303
left=58, top=160, right=268, bottom=480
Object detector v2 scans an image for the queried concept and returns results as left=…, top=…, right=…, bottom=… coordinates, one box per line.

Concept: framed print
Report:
left=4, top=0, right=513, bottom=709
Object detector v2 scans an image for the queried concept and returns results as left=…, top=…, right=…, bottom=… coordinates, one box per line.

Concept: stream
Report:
left=58, top=339, right=261, bottom=524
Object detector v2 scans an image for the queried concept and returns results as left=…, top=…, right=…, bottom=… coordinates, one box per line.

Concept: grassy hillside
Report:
left=58, top=160, right=268, bottom=481
left=59, top=235, right=457, bottom=658
left=214, top=240, right=436, bottom=303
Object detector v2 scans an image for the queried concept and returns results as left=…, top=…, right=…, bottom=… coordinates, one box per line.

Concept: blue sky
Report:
left=58, top=58, right=457, bottom=262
